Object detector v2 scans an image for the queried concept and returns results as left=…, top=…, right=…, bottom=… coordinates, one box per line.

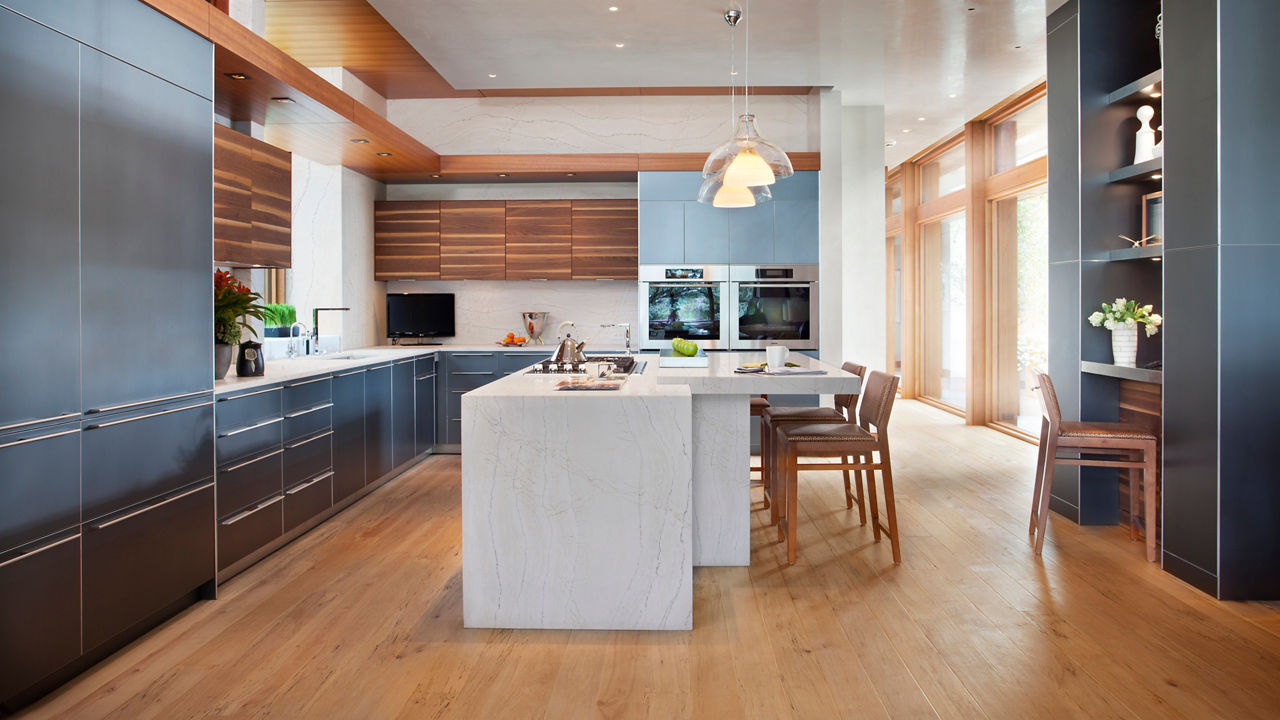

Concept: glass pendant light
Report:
left=698, top=170, right=772, bottom=208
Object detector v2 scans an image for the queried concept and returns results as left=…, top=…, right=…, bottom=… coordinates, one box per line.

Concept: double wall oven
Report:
left=639, top=265, right=819, bottom=351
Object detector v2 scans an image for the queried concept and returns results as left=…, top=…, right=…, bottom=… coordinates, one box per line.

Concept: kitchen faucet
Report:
left=601, top=322, right=632, bottom=356
left=288, top=321, right=310, bottom=358
left=312, top=307, right=350, bottom=355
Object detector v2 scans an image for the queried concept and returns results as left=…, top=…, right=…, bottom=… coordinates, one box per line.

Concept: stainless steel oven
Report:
left=638, top=265, right=730, bottom=350
left=729, top=265, right=819, bottom=350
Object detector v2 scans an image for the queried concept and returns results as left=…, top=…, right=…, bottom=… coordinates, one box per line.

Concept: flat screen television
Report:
left=386, top=293, right=455, bottom=338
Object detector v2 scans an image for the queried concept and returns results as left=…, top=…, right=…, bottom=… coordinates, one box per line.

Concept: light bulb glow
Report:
left=713, top=184, right=757, bottom=208
left=722, top=147, right=776, bottom=187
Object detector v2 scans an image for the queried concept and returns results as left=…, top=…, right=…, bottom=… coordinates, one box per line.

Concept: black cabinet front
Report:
left=365, top=366, right=394, bottom=482
left=80, top=46, right=212, bottom=413
left=0, top=10, right=82, bottom=431
left=82, top=482, right=215, bottom=651
left=0, top=532, right=81, bottom=702
left=392, top=360, right=416, bottom=468
left=332, top=371, right=366, bottom=501
left=415, top=373, right=437, bottom=454
left=0, top=425, right=81, bottom=554
left=218, top=495, right=282, bottom=571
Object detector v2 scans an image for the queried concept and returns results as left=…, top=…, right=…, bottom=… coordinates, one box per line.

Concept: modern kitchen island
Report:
left=462, top=352, right=862, bottom=630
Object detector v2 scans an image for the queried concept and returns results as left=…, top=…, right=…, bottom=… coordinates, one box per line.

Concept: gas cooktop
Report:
left=525, top=355, right=641, bottom=375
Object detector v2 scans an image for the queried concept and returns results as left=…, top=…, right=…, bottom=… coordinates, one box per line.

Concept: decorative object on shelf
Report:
left=698, top=0, right=793, bottom=207
left=1155, top=10, right=1163, bottom=63
left=1134, top=105, right=1157, bottom=164
left=236, top=340, right=265, bottom=377
left=214, top=269, right=266, bottom=380
left=261, top=303, right=296, bottom=337
left=1088, top=298, right=1162, bottom=368
left=522, top=311, right=549, bottom=344
left=1152, top=124, right=1164, bottom=158
left=1141, top=191, right=1164, bottom=242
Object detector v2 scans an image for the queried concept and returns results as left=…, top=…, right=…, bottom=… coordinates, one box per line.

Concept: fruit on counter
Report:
left=500, top=332, right=528, bottom=345
left=671, top=337, right=699, bottom=356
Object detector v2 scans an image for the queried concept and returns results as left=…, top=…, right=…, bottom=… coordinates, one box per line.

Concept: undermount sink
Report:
left=322, top=353, right=371, bottom=360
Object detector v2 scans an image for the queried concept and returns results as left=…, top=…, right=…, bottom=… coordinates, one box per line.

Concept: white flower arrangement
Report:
left=1088, top=297, right=1163, bottom=337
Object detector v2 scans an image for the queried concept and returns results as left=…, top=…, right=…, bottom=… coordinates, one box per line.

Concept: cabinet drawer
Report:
left=498, top=352, right=539, bottom=375
left=284, top=471, right=332, bottom=533
left=448, top=372, right=496, bottom=392
left=282, top=376, right=331, bottom=415
left=445, top=352, right=496, bottom=372
left=447, top=389, right=468, bottom=421
left=83, top=481, right=215, bottom=651
left=283, top=402, right=332, bottom=443
left=216, top=448, right=283, bottom=518
left=284, top=431, right=332, bottom=488
left=217, top=493, right=282, bottom=571
left=0, top=531, right=81, bottom=701
left=217, top=415, right=283, bottom=466
left=215, top=387, right=280, bottom=432
left=83, top=401, right=215, bottom=522
left=0, top=424, right=81, bottom=553
left=414, top=355, right=437, bottom=377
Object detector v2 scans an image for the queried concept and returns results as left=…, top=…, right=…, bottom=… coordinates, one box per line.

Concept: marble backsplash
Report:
left=384, top=280, right=639, bottom=349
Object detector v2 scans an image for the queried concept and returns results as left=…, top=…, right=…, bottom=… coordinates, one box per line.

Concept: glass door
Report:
left=919, top=213, right=967, bottom=410
left=992, top=188, right=1049, bottom=434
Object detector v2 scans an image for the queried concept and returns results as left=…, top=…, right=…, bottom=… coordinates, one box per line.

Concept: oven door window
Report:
left=737, top=284, right=812, bottom=340
left=647, top=284, right=722, bottom=341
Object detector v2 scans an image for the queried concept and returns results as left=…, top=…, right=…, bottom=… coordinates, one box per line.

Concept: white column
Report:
left=817, top=89, right=845, bottom=365
left=840, top=106, right=887, bottom=370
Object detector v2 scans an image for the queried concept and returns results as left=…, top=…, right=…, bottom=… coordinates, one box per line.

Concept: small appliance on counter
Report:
left=522, top=311, right=550, bottom=344
left=236, top=340, right=265, bottom=377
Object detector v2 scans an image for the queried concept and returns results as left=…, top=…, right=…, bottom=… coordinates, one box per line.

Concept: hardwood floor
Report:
left=19, top=401, right=1280, bottom=719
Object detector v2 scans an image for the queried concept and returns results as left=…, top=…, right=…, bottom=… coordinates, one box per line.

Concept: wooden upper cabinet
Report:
left=214, top=124, right=292, bottom=267
left=505, top=200, right=572, bottom=280
left=439, top=201, right=506, bottom=280
left=571, top=200, right=638, bottom=279
left=374, top=201, right=440, bottom=280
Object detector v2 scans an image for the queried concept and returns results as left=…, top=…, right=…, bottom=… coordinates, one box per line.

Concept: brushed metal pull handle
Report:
left=415, top=374, right=437, bottom=381
left=450, top=353, right=494, bottom=357
left=218, top=416, right=283, bottom=438
left=0, top=532, right=80, bottom=569
left=0, top=427, right=80, bottom=450
left=284, top=377, right=328, bottom=388
left=222, top=447, right=284, bottom=473
left=0, top=412, right=81, bottom=433
left=216, top=386, right=279, bottom=402
left=285, top=430, right=333, bottom=450
left=90, top=482, right=214, bottom=530
left=367, top=363, right=393, bottom=370
left=87, top=389, right=209, bottom=414
left=85, top=401, right=213, bottom=430
left=220, top=494, right=284, bottom=526
left=286, top=471, right=334, bottom=495
left=284, top=402, right=333, bottom=419
left=395, top=358, right=415, bottom=364
left=451, top=371, right=494, bottom=376
left=334, top=369, right=366, bottom=377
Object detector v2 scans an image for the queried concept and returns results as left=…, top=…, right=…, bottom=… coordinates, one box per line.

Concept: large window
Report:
left=992, top=98, right=1048, bottom=173
left=920, top=144, right=965, bottom=202
left=889, top=234, right=903, bottom=375
left=992, top=190, right=1049, bottom=433
left=920, top=213, right=967, bottom=410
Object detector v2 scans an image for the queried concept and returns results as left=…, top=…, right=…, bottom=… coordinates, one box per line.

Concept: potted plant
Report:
left=262, top=303, right=296, bottom=337
left=1088, top=297, right=1162, bottom=367
left=214, top=270, right=266, bottom=379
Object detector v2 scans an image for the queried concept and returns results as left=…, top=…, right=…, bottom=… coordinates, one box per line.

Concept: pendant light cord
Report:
left=744, top=0, right=750, bottom=117
left=730, top=11, right=736, bottom=127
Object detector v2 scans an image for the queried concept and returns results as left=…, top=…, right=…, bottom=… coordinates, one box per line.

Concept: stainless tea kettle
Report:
left=551, top=321, right=588, bottom=363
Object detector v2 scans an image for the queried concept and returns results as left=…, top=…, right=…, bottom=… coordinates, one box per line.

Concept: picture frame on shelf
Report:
left=1142, top=191, right=1164, bottom=244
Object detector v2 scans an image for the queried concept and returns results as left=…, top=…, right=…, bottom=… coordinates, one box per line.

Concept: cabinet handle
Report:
left=90, top=481, right=214, bottom=530
left=395, top=358, right=415, bottom=365
left=286, top=471, right=334, bottom=495
left=86, top=389, right=209, bottom=414
left=415, top=374, right=437, bottom=380
left=85, top=401, right=213, bottom=430
left=450, top=353, right=494, bottom=357
left=222, top=447, right=284, bottom=473
left=284, top=377, right=328, bottom=388
left=367, top=363, right=393, bottom=370
left=0, top=412, right=81, bottom=433
left=217, top=386, right=278, bottom=402
left=284, top=402, right=334, bottom=419
left=334, top=369, right=366, bottom=378
left=218, top=416, right=283, bottom=438
left=285, top=430, right=333, bottom=450
left=0, top=427, right=80, bottom=450
left=0, top=532, right=81, bottom=570
left=220, top=494, right=284, bottom=526
left=451, top=371, right=494, bottom=376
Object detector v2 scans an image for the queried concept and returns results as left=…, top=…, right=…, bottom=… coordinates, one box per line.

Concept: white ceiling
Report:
left=368, top=0, right=1050, bottom=167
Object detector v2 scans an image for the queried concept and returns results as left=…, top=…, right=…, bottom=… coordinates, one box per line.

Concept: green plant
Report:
left=263, top=303, right=296, bottom=328
left=214, top=269, right=266, bottom=345
left=1088, top=297, right=1163, bottom=337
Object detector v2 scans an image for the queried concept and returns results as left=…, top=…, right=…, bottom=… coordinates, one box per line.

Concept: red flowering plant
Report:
left=214, top=270, right=267, bottom=345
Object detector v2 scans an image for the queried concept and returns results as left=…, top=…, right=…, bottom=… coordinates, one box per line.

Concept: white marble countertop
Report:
left=656, top=351, right=861, bottom=395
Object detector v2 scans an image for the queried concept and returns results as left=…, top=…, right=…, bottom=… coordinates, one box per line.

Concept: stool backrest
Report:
left=861, top=370, right=901, bottom=433
left=1031, top=369, right=1063, bottom=427
left=836, top=362, right=868, bottom=423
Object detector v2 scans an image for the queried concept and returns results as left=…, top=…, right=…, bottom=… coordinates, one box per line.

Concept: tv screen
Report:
left=386, top=293, right=455, bottom=338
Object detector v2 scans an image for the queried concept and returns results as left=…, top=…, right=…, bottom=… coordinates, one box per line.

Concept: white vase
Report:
left=1111, top=325, right=1138, bottom=367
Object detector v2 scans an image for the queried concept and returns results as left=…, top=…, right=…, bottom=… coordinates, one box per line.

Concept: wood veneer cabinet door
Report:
left=213, top=124, right=253, bottom=264
left=374, top=201, right=440, bottom=280
left=250, top=139, right=292, bottom=268
left=505, top=200, right=572, bottom=280
left=572, top=200, right=638, bottom=279
left=440, top=201, right=506, bottom=280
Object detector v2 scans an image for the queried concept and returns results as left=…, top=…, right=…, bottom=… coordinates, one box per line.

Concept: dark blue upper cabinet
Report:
left=0, top=9, right=81, bottom=429
left=637, top=172, right=705, bottom=201
left=773, top=201, right=821, bottom=264
left=728, top=203, right=776, bottom=265
left=683, top=202, right=731, bottom=264
left=637, top=201, right=685, bottom=264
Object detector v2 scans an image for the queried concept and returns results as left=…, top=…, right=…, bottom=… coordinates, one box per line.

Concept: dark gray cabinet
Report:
left=332, top=370, right=366, bottom=501
left=0, top=424, right=81, bottom=554
left=392, top=359, right=416, bottom=468
left=0, top=10, right=81, bottom=431
left=414, top=359, right=437, bottom=454
left=0, top=532, right=81, bottom=702
left=365, top=365, right=395, bottom=481
left=79, top=46, right=212, bottom=413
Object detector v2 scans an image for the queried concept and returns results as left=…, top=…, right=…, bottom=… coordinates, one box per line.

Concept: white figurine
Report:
left=1134, top=105, right=1156, bottom=164
left=1152, top=124, right=1164, bottom=158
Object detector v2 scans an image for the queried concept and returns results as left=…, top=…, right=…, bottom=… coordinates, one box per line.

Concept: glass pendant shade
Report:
left=697, top=171, right=772, bottom=208
left=723, top=147, right=775, bottom=187
left=701, top=114, right=795, bottom=187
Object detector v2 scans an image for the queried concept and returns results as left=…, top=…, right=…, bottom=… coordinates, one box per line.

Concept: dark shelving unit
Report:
left=1081, top=361, right=1162, bottom=384
left=1108, top=244, right=1163, bottom=262
left=1108, top=157, right=1163, bottom=184
left=1106, top=68, right=1163, bottom=104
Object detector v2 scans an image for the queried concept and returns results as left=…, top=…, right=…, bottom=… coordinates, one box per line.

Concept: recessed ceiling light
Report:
left=731, top=71, right=739, bottom=75
left=270, top=97, right=295, bottom=104
left=225, top=72, right=249, bottom=80
left=1014, top=45, right=1023, bottom=49
left=885, top=139, right=897, bottom=148
left=948, top=93, right=958, bottom=98
left=609, top=6, right=618, bottom=11
left=488, top=73, right=497, bottom=78
left=497, top=173, right=508, bottom=177
left=1151, top=173, right=1162, bottom=179
left=350, top=138, right=370, bottom=144
left=376, top=152, right=392, bottom=157
left=902, top=128, right=912, bottom=133
left=967, top=7, right=976, bottom=12
left=431, top=174, right=441, bottom=178
left=615, top=42, right=625, bottom=48
left=917, top=116, right=926, bottom=121
left=566, top=172, right=576, bottom=176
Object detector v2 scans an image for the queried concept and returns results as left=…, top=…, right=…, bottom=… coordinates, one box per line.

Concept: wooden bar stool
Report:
left=1029, top=370, right=1159, bottom=561
left=761, top=362, right=868, bottom=525
left=750, top=395, right=770, bottom=507
left=772, top=370, right=901, bottom=565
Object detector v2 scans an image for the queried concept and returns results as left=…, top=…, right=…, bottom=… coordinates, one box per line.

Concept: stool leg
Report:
left=879, top=449, right=902, bottom=565
left=866, top=464, right=882, bottom=543
left=842, top=460, right=854, bottom=510
left=765, top=418, right=778, bottom=526
left=1033, top=435, right=1058, bottom=555
left=1144, top=442, right=1158, bottom=562
left=775, top=429, right=787, bottom=542
left=1128, top=451, right=1140, bottom=542
left=786, top=443, right=799, bottom=565
left=1030, top=418, right=1049, bottom=535
left=853, top=466, right=867, bottom=526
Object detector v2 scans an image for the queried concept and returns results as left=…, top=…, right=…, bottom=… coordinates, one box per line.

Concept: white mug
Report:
left=765, top=344, right=788, bottom=370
